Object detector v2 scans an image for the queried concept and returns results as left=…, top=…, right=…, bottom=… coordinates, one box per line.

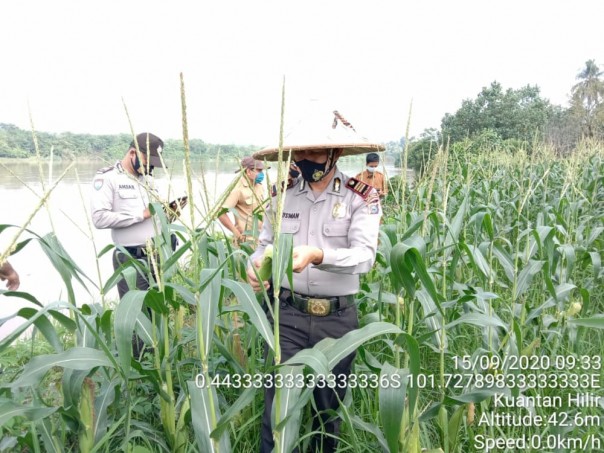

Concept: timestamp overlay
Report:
left=193, top=354, right=602, bottom=451
left=408, top=354, right=603, bottom=452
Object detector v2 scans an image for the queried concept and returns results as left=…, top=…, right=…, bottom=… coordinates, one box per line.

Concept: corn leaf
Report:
left=114, top=290, right=146, bottom=378
left=513, top=260, right=544, bottom=301
left=188, top=381, right=231, bottom=453
left=568, top=316, right=604, bottom=329
left=315, top=322, right=403, bottom=369
left=0, top=401, right=57, bottom=426
left=379, top=363, right=408, bottom=453
left=8, top=347, right=114, bottom=388
left=222, top=279, right=275, bottom=352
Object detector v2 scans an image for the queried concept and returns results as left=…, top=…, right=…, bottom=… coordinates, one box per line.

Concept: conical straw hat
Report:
left=253, top=107, right=384, bottom=162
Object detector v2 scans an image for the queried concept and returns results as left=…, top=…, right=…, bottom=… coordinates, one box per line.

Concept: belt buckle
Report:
left=307, top=298, right=330, bottom=316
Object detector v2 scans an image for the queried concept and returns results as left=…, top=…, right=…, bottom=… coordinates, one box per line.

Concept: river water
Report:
left=0, top=158, right=401, bottom=338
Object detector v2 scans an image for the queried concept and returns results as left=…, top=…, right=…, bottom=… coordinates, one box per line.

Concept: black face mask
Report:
left=295, top=159, right=327, bottom=182
left=132, top=155, right=154, bottom=175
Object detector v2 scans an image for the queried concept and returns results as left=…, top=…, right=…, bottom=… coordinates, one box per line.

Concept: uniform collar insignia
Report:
left=333, top=177, right=341, bottom=193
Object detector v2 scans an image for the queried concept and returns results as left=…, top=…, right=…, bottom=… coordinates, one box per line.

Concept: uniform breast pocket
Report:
left=118, top=189, right=138, bottom=199
left=323, top=221, right=350, bottom=237
left=281, top=221, right=300, bottom=234
left=244, top=197, right=253, bottom=206
left=118, top=189, right=140, bottom=207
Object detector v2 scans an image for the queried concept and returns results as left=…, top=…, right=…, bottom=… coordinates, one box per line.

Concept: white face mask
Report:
left=366, top=166, right=377, bottom=173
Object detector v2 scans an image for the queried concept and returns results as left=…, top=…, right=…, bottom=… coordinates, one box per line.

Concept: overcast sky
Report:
left=1, top=0, right=603, bottom=147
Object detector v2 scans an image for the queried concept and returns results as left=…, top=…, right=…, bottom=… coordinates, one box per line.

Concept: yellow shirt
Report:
left=354, top=170, right=388, bottom=196
left=223, top=175, right=266, bottom=233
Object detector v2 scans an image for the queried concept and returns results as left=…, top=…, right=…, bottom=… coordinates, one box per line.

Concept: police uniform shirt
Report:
left=90, top=162, right=158, bottom=246
left=252, top=169, right=381, bottom=297
left=222, top=175, right=266, bottom=232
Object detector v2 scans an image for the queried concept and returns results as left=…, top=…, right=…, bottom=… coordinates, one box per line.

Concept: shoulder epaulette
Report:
left=271, top=179, right=298, bottom=197
left=287, top=176, right=299, bottom=190
left=96, top=166, right=114, bottom=174
left=345, top=177, right=373, bottom=199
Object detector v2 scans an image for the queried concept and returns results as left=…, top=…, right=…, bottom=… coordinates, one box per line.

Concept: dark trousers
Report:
left=112, top=249, right=154, bottom=299
left=112, top=249, right=155, bottom=356
left=260, top=295, right=358, bottom=453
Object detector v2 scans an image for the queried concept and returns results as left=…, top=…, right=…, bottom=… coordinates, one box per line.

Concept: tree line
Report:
left=0, top=124, right=258, bottom=161
left=0, top=122, right=404, bottom=166
left=404, top=59, right=604, bottom=172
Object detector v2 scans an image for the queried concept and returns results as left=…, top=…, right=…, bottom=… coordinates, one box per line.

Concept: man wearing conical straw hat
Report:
left=248, top=109, right=384, bottom=452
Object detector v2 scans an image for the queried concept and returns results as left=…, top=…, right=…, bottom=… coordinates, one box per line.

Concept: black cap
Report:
left=366, top=153, right=379, bottom=163
left=130, top=132, right=165, bottom=167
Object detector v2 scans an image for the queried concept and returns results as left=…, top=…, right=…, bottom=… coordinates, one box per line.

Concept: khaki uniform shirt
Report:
left=90, top=162, right=158, bottom=246
left=354, top=170, right=388, bottom=196
left=252, top=169, right=382, bottom=297
left=223, top=175, right=266, bottom=233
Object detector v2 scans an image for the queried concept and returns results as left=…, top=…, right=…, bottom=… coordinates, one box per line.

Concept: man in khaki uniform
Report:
left=247, top=109, right=383, bottom=453
left=355, top=152, right=388, bottom=198
left=218, top=156, right=267, bottom=244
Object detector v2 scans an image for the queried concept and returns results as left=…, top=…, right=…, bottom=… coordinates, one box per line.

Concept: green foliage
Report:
left=0, top=123, right=258, bottom=160
left=570, top=59, right=604, bottom=139
left=407, top=62, right=604, bottom=160
left=404, top=128, right=441, bottom=174
left=544, top=105, right=582, bottom=154
left=441, top=81, right=557, bottom=144
left=1, top=143, right=603, bottom=452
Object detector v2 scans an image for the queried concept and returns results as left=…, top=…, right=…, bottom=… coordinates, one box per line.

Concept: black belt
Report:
left=280, top=288, right=354, bottom=317
left=121, top=246, right=148, bottom=259
left=120, top=235, right=178, bottom=259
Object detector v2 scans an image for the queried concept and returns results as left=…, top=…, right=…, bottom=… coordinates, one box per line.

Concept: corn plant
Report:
left=1, top=119, right=603, bottom=452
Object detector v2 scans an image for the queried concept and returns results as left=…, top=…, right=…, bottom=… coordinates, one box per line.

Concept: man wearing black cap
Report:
left=355, top=152, right=388, bottom=199
left=90, top=132, right=168, bottom=304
